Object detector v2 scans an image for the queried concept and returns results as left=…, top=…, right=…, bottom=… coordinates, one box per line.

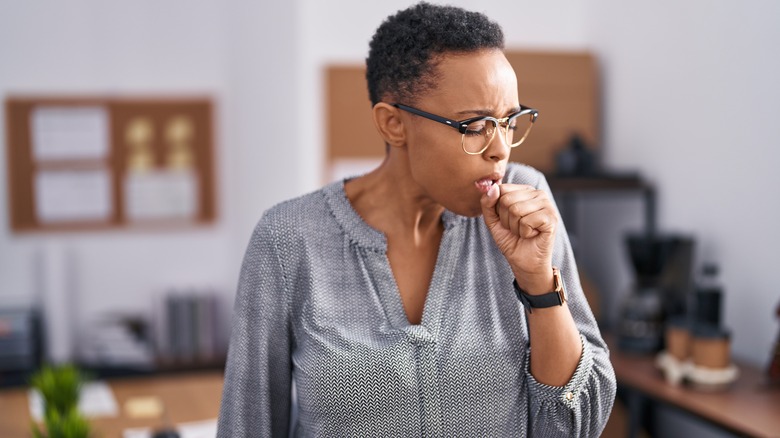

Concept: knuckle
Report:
left=508, top=203, right=523, bottom=217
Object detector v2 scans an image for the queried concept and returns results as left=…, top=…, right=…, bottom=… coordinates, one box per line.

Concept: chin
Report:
left=433, top=189, right=483, bottom=217
left=448, top=201, right=483, bottom=218
left=463, top=208, right=484, bottom=218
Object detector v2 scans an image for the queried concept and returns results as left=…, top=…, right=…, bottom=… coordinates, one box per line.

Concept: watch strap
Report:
left=513, top=268, right=566, bottom=313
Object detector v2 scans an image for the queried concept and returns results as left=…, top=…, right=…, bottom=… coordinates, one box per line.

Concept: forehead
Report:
left=423, top=49, right=519, bottom=113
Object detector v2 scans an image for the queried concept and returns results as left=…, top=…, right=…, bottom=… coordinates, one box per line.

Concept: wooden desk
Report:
left=607, top=334, right=780, bottom=437
left=0, top=371, right=224, bottom=438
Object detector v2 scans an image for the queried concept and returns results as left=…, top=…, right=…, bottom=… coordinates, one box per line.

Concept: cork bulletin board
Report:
left=325, top=50, right=600, bottom=180
left=5, top=97, right=216, bottom=232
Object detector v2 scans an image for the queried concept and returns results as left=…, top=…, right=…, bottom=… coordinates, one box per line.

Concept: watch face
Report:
left=552, top=267, right=562, bottom=291
left=553, top=267, right=566, bottom=302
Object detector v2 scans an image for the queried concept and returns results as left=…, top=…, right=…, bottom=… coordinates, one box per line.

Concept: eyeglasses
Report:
left=392, top=103, right=539, bottom=155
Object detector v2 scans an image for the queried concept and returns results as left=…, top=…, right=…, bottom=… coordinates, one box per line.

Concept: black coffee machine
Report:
left=618, top=233, right=695, bottom=353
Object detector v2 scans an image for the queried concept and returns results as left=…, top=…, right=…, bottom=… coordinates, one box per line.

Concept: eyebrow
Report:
left=454, top=106, right=523, bottom=118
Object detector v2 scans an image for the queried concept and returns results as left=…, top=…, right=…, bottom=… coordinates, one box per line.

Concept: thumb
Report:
left=480, top=183, right=501, bottom=227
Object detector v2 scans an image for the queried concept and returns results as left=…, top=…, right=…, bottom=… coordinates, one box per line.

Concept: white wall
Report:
left=0, top=0, right=300, bottom=361
left=585, top=0, right=780, bottom=366
left=1, top=0, right=776, bottom=371
left=0, top=1, right=228, bottom=356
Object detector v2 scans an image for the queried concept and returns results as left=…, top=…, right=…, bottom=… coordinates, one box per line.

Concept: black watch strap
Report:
left=513, top=267, right=566, bottom=313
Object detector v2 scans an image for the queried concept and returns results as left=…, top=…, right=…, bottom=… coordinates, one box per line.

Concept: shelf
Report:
left=546, top=174, right=649, bottom=192
left=546, top=173, right=657, bottom=237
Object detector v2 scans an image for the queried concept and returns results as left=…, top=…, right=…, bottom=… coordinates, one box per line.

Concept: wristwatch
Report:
left=513, top=267, right=566, bottom=313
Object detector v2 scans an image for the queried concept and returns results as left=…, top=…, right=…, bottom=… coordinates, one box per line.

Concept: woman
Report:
left=217, top=3, right=615, bottom=437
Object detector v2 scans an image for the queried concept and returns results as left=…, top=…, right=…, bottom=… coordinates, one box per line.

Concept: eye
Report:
left=464, top=120, right=492, bottom=137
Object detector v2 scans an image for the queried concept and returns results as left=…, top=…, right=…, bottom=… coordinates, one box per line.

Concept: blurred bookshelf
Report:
left=78, top=291, right=228, bottom=380
left=0, top=308, right=43, bottom=388
left=0, top=291, right=228, bottom=388
left=154, top=293, right=227, bottom=373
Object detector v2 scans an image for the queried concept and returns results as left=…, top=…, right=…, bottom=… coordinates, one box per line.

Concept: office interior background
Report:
left=1, top=0, right=778, bottom=436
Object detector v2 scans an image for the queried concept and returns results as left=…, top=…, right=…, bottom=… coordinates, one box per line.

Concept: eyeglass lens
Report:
left=462, top=113, right=534, bottom=154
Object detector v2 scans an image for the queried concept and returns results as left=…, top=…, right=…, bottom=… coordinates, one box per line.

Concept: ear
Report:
left=372, top=103, right=406, bottom=148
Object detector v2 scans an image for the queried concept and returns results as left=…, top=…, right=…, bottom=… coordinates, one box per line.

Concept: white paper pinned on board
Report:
left=124, top=169, right=199, bottom=221
left=31, top=106, right=109, bottom=161
left=34, top=169, right=113, bottom=223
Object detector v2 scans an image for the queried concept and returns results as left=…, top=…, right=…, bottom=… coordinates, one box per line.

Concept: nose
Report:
left=483, top=126, right=510, bottom=162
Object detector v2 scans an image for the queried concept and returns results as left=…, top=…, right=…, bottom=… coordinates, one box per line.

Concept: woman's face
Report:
left=400, top=49, right=520, bottom=217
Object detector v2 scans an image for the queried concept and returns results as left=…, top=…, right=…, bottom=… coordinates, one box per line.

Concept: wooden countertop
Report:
left=0, top=370, right=224, bottom=438
left=606, top=334, right=780, bottom=437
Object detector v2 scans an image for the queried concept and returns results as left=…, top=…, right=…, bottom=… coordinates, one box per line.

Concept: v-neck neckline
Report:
left=323, top=179, right=466, bottom=332
left=323, top=179, right=464, bottom=252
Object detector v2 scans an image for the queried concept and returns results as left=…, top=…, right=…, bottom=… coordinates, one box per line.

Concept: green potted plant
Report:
left=29, top=364, right=91, bottom=438
left=31, top=408, right=91, bottom=438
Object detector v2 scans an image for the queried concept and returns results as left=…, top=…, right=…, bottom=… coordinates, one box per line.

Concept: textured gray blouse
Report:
left=217, top=163, right=616, bottom=437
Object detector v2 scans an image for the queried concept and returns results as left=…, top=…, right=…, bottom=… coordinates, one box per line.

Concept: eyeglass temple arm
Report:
left=520, top=105, right=539, bottom=119
left=392, top=104, right=464, bottom=131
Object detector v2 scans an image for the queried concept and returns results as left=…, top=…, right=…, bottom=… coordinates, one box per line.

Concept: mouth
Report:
left=474, top=173, right=503, bottom=194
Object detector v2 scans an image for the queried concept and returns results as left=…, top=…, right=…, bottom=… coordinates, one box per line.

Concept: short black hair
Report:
left=366, top=2, right=504, bottom=106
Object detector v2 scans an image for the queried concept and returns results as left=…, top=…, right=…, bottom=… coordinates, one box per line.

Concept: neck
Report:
left=345, top=152, right=444, bottom=241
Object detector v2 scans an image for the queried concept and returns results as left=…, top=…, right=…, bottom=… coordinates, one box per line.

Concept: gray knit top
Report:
left=217, top=163, right=616, bottom=437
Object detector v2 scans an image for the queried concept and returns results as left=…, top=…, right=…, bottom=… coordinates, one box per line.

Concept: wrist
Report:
left=513, top=267, right=567, bottom=312
left=512, top=266, right=555, bottom=295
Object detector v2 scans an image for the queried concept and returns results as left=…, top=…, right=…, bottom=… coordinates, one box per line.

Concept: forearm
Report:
left=514, top=268, right=583, bottom=387
left=526, top=301, right=583, bottom=386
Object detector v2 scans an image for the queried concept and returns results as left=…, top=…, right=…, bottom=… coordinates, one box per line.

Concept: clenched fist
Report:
left=480, top=183, right=558, bottom=294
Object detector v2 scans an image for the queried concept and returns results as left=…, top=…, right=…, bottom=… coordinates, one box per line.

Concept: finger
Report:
left=498, top=183, right=535, bottom=228
left=499, top=189, right=547, bottom=206
left=517, top=208, right=557, bottom=240
left=507, top=202, right=544, bottom=237
left=497, top=183, right=535, bottom=201
left=498, top=191, right=548, bottom=235
left=509, top=209, right=523, bottom=237
left=498, top=190, right=537, bottom=231
left=501, top=191, right=547, bottom=218
left=480, top=182, right=501, bottom=227
left=498, top=183, right=536, bottom=194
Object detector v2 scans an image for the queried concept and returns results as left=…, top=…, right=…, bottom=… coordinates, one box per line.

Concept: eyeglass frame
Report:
left=392, top=103, right=539, bottom=155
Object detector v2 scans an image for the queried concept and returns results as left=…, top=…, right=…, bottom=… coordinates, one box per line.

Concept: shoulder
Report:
left=504, top=162, right=545, bottom=187
left=255, top=185, right=333, bottom=240
left=261, top=187, right=329, bottom=225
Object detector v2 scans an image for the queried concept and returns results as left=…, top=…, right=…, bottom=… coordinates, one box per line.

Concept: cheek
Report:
left=408, top=142, right=483, bottom=215
left=407, top=135, right=457, bottom=183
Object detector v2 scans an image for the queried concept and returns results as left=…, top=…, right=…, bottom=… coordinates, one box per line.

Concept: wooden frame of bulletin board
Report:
left=326, top=50, right=599, bottom=181
left=5, top=97, right=216, bottom=233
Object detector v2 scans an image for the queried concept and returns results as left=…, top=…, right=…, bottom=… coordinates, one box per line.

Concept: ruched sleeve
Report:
left=517, top=167, right=617, bottom=437
left=217, top=214, right=293, bottom=438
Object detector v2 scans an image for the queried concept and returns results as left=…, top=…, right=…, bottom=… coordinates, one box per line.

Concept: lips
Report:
left=474, top=172, right=503, bottom=194
left=475, top=178, right=494, bottom=194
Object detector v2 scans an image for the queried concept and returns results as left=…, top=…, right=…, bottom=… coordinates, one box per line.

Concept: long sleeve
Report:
left=217, top=214, right=293, bottom=438
left=521, top=169, right=617, bottom=437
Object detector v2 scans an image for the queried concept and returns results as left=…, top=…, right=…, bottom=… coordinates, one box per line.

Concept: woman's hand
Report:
left=480, top=183, right=558, bottom=294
